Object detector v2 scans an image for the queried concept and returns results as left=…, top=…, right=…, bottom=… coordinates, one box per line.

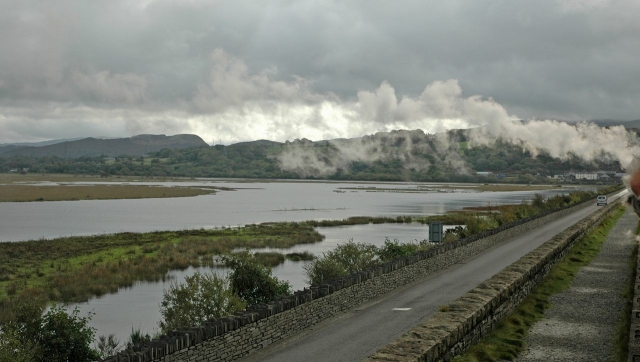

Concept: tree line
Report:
left=0, top=134, right=622, bottom=183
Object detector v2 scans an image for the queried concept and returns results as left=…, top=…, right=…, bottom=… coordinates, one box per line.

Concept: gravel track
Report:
left=517, top=208, right=637, bottom=362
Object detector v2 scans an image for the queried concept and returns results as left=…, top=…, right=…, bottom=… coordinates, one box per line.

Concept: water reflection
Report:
left=71, top=223, right=458, bottom=343
left=0, top=180, right=571, bottom=242
left=7, top=180, right=573, bottom=343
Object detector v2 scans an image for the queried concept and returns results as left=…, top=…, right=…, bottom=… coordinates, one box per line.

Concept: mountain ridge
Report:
left=0, top=134, right=208, bottom=158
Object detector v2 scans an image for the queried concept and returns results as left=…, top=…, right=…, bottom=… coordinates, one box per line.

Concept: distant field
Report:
left=0, top=173, right=176, bottom=183
left=0, top=173, right=218, bottom=202
left=338, top=184, right=566, bottom=193
left=0, top=184, right=217, bottom=202
left=457, top=184, right=563, bottom=192
left=0, top=173, right=569, bottom=202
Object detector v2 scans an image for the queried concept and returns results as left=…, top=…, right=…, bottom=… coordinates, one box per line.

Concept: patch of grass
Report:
left=472, top=184, right=562, bottom=192
left=454, top=205, right=626, bottom=362
left=614, top=220, right=639, bottom=361
left=253, top=252, right=286, bottom=267
left=336, top=184, right=564, bottom=193
left=0, top=184, right=217, bottom=202
left=286, top=252, right=315, bottom=261
left=0, top=223, right=325, bottom=324
left=305, top=216, right=414, bottom=227
left=0, top=173, right=116, bottom=183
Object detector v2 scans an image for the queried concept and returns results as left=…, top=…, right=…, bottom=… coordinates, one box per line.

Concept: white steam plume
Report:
left=277, top=130, right=471, bottom=177
left=470, top=119, right=640, bottom=170
left=190, top=51, right=640, bottom=172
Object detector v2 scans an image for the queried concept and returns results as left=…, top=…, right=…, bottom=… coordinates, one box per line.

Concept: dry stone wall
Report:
left=628, top=233, right=640, bottom=362
left=104, top=197, right=604, bottom=362
left=365, top=198, right=620, bottom=362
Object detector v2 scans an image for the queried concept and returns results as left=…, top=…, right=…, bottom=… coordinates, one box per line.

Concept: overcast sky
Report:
left=1, top=0, right=639, bottom=144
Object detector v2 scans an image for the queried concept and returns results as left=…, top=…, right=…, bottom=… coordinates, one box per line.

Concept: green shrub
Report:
left=94, top=334, right=120, bottom=360
left=377, top=238, right=423, bottom=262
left=464, top=215, right=488, bottom=236
left=223, top=251, right=291, bottom=305
left=531, top=193, right=545, bottom=209
left=303, top=255, right=345, bottom=286
left=0, top=299, right=98, bottom=362
left=159, top=271, right=245, bottom=332
left=126, top=327, right=152, bottom=349
left=39, top=305, right=98, bottom=361
left=304, top=239, right=379, bottom=285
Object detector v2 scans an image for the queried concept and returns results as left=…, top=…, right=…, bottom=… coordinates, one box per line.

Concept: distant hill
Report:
left=0, top=145, right=29, bottom=155
left=567, top=119, right=640, bottom=129
left=594, top=119, right=640, bottom=129
left=2, top=134, right=208, bottom=158
left=0, top=127, right=625, bottom=182
left=0, top=137, right=92, bottom=155
left=0, top=137, right=87, bottom=148
left=230, top=139, right=284, bottom=147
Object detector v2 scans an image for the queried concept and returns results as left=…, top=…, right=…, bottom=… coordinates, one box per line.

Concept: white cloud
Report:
left=354, top=79, right=515, bottom=131
left=558, top=0, right=612, bottom=12
left=181, top=50, right=518, bottom=144
left=1, top=0, right=640, bottom=169
left=191, top=49, right=325, bottom=113
left=72, top=71, right=147, bottom=103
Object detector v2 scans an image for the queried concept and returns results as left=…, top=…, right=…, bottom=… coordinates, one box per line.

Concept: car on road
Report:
left=596, top=195, right=607, bottom=206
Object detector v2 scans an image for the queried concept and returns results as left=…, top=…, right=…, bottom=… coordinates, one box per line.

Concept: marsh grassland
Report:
left=0, top=184, right=219, bottom=202
left=0, top=173, right=225, bottom=202
left=0, top=223, right=324, bottom=323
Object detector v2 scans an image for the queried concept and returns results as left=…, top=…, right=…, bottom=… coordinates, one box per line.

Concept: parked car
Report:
left=596, top=195, right=607, bottom=206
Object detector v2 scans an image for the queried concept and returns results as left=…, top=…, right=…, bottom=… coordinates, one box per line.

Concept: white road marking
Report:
left=392, top=308, right=411, bottom=311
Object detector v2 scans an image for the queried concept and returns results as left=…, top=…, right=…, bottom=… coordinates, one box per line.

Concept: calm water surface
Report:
left=0, top=180, right=566, bottom=242
left=1, top=180, right=573, bottom=343
left=69, top=223, right=457, bottom=343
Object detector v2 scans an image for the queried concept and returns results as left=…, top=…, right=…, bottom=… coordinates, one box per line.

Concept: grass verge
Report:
left=453, top=204, right=626, bottom=362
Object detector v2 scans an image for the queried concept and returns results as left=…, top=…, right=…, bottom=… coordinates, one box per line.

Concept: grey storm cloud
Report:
left=1, top=0, right=639, bottom=148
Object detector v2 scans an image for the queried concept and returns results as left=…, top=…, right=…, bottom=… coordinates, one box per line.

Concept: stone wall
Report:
left=628, top=228, right=640, bottom=362
left=104, top=197, right=603, bottom=362
left=365, top=199, right=620, bottom=362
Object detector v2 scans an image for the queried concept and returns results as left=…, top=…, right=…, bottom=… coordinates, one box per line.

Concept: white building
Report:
left=574, top=172, right=598, bottom=180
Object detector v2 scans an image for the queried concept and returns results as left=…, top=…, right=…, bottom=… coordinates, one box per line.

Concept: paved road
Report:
left=240, top=191, right=627, bottom=362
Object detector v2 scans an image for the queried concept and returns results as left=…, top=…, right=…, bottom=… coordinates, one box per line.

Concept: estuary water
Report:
left=74, top=222, right=450, bottom=345
left=0, top=179, right=573, bottom=343
left=0, top=179, right=565, bottom=242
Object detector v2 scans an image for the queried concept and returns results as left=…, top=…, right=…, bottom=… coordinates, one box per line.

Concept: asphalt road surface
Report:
left=240, top=191, right=627, bottom=362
